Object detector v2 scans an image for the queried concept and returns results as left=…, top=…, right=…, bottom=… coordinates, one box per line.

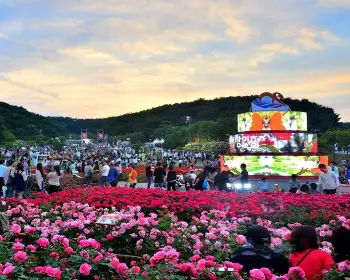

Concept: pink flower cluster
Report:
left=34, top=266, right=62, bottom=279
left=0, top=197, right=348, bottom=279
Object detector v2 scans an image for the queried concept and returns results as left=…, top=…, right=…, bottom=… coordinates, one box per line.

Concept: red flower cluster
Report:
left=9, top=187, right=349, bottom=225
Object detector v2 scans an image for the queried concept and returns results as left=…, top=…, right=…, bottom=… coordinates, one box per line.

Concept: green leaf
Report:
left=134, top=276, right=148, bottom=280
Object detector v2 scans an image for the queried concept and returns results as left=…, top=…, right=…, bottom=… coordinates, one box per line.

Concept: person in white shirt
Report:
left=46, top=166, right=61, bottom=194
left=100, top=161, right=110, bottom=187
left=0, top=160, right=6, bottom=190
left=317, top=164, right=339, bottom=194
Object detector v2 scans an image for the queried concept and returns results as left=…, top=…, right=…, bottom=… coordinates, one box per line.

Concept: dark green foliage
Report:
left=0, top=102, right=66, bottom=141
left=0, top=96, right=343, bottom=148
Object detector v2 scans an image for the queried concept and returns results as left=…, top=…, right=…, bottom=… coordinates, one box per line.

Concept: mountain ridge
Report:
left=0, top=96, right=345, bottom=148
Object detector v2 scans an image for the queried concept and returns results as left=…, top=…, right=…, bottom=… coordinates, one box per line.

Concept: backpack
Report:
left=202, top=178, right=209, bottom=190
left=14, top=170, right=26, bottom=192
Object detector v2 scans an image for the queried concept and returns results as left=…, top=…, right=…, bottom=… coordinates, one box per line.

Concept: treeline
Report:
left=0, top=96, right=345, bottom=149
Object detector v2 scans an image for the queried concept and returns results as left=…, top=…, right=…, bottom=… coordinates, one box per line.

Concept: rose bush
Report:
left=0, top=189, right=349, bottom=279
left=13, top=187, right=350, bottom=226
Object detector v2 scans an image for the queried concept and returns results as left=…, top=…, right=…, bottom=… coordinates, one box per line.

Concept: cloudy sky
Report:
left=0, top=0, right=349, bottom=121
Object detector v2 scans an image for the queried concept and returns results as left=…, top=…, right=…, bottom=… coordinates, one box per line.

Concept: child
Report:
left=310, top=183, right=320, bottom=194
left=297, top=184, right=310, bottom=194
left=258, top=177, right=269, bottom=192
left=127, top=165, right=137, bottom=188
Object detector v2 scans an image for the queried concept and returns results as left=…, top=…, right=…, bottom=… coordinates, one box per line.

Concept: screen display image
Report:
left=222, top=155, right=328, bottom=177
left=229, top=133, right=317, bottom=154
left=237, top=111, right=307, bottom=132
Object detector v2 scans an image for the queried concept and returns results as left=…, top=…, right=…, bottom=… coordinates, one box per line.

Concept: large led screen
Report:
left=221, top=155, right=328, bottom=176
left=229, top=133, right=317, bottom=154
left=237, top=111, right=307, bottom=132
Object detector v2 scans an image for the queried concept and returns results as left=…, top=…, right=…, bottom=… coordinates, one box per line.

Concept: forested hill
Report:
left=0, top=102, right=66, bottom=142
left=0, top=96, right=342, bottom=148
left=49, top=96, right=340, bottom=148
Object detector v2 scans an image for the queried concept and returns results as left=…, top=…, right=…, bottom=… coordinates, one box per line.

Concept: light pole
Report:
left=186, top=116, right=191, bottom=143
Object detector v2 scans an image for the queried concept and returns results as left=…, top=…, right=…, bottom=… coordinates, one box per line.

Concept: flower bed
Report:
left=17, top=187, right=350, bottom=226
left=0, top=190, right=349, bottom=279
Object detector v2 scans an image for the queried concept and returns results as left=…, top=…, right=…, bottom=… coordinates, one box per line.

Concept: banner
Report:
left=237, top=111, right=307, bottom=132
left=229, top=133, right=317, bottom=154
left=221, top=155, right=328, bottom=177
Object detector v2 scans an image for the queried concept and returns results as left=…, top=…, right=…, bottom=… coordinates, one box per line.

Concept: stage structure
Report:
left=222, top=92, right=328, bottom=179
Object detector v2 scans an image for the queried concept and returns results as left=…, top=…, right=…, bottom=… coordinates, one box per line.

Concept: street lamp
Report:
left=186, top=116, right=192, bottom=143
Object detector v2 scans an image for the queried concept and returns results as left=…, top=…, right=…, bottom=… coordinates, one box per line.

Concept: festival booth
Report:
left=221, top=93, right=328, bottom=191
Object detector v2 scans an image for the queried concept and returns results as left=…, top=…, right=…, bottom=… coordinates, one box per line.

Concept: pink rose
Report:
left=79, top=263, right=92, bottom=276
left=110, top=258, right=120, bottom=270
left=26, top=244, right=37, bottom=253
left=261, top=267, right=273, bottom=280
left=24, top=226, right=36, bottom=233
left=87, top=238, right=101, bottom=249
left=236, top=235, right=247, bottom=245
left=338, top=261, right=350, bottom=272
left=167, top=237, right=174, bottom=244
left=36, top=237, right=50, bottom=248
left=249, top=269, right=266, bottom=280
left=224, top=262, right=243, bottom=272
left=79, top=239, right=90, bottom=247
left=116, top=263, right=128, bottom=275
left=13, top=242, right=25, bottom=251
left=206, top=255, right=215, bottom=261
left=3, top=263, right=16, bottom=275
left=10, top=224, right=21, bottom=234
left=93, top=253, right=103, bottom=263
left=131, top=266, right=141, bottom=275
left=190, top=254, right=201, bottom=262
left=197, top=259, right=207, bottom=271
left=206, top=260, right=216, bottom=267
left=288, top=266, right=306, bottom=279
left=14, top=251, right=28, bottom=263
left=106, top=234, right=114, bottom=241
left=65, top=247, right=74, bottom=255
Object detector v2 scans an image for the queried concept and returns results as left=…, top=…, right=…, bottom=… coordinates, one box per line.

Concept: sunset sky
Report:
left=0, top=0, right=349, bottom=121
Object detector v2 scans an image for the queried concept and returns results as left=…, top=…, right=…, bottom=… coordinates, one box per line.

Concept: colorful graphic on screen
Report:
left=222, top=155, right=328, bottom=176
left=251, top=92, right=290, bottom=112
left=229, top=133, right=317, bottom=154
left=237, top=111, right=307, bottom=132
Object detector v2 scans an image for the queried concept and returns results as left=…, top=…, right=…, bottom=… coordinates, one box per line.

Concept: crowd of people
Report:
left=0, top=144, right=350, bottom=197
left=229, top=224, right=350, bottom=280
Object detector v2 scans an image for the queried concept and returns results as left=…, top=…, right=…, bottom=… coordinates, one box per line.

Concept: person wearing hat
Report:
left=229, top=226, right=289, bottom=274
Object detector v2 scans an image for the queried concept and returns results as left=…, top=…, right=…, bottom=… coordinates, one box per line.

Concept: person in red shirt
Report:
left=289, top=226, right=334, bottom=280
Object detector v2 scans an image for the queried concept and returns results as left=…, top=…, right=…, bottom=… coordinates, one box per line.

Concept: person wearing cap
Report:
left=229, top=226, right=289, bottom=274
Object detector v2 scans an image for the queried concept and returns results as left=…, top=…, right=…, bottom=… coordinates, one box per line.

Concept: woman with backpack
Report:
left=13, top=162, right=27, bottom=199
left=46, top=165, right=61, bottom=194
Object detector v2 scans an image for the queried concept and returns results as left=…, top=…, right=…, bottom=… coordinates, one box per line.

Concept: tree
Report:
left=318, top=129, right=350, bottom=154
